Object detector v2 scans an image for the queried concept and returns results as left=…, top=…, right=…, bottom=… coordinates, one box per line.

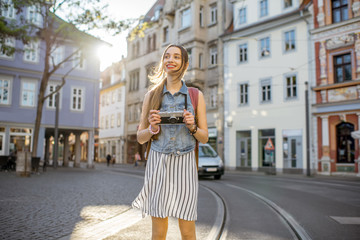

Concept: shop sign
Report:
left=208, top=128, right=217, bottom=138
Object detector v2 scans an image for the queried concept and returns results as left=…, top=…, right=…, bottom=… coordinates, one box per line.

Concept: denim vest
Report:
left=151, top=81, right=196, bottom=155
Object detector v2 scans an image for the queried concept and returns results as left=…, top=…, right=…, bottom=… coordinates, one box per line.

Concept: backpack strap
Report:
left=188, top=87, right=199, bottom=169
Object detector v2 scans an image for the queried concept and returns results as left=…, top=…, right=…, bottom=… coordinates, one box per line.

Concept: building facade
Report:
left=311, top=0, right=360, bottom=175
left=124, top=0, right=232, bottom=162
left=98, top=61, right=126, bottom=163
left=223, top=0, right=314, bottom=173
left=0, top=3, right=102, bottom=168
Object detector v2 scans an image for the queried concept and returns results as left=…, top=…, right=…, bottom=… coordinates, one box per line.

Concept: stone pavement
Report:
left=0, top=163, right=220, bottom=240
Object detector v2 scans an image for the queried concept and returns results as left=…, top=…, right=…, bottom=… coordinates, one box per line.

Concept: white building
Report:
left=223, top=0, right=314, bottom=173
left=98, top=61, right=126, bottom=163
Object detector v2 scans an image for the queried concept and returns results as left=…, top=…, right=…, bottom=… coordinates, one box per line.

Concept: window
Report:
left=210, top=46, right=218, bottom=66
left=117, top=89, right=121, bottom=102
left=260, top=0, right=268, bottom=17
left=284, top=30, right=296, bottom=52
left=0, top=37, right=15, bottom=59
left=332, top=0, right=348, bottom=23
left=73, top=50, right=85, bottom=70
left=199, top=53, right=203, bottom=69
left=106, top=115, right=109, bottom=129
left=152, top=34, right=156, bottom=50
left=23, top=41, right=39, bottom=63
left=129, top=70, right=140, bottom=92
left=0, top=77, right=11, bottom=105
left=128, top=105, right=133, bottom=122
left=100, top=117, right=104, bottom=129
left=27, top=5, right=41, bottom=26
left=334, top=53, right=352, bottom=83
left=101, top=94, right=105, bottom=107
left=117, top=113, right=121, bottom=127
left=238, top=43, right=248, bottom=63
left=51, top=46, right=64, bottom=66
left=135, top=103, right=141, bottom=121
left=106, top=93, right=110, bottom=105
left=187, top=48, right=192, bottom=69
left=0, top=0, right=15, bottom=19
left=260, top=37, right=270, bottom=58
left=146, top=65, right=154, bottom=88
left=239, top=83, right=248, bottom=105
left=210, top=4, right=217, bottom=25
left=336, top=122, right=355, bottom=163
left=181, top=8, right=191, bottom=29
left=147, top=36, right=152, bottom=53
left=70, top=87, right=84, bottom=111
left=163, top=27, right=169, bottom=43
left=284, top=0, right=293, bottom=8
left=21, top=80, right=37, bottom=107
left=260, top=79, right=271, bottom=103
left=199, top=6, right=204, bottom=27
left=239, top=7, right=247, bottom=25
left=47, top=84, right=61, bottom=109
left=209, top=86, right=217, bottom=108
left=285, top=75, right=297, bottom=99
left=111, top=114, right=115, bottom=128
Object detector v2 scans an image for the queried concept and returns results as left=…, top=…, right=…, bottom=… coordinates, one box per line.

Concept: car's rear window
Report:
left=199, top=145, right=217, bottom=157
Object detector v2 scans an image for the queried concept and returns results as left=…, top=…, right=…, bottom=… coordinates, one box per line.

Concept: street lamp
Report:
left=305, top=81, right=310, bottom=176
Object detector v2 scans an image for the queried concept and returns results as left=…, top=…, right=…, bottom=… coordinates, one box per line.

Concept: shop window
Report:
left=258, top=129, right=275, bottom=167
left=336, top=122, right=355, bottom=163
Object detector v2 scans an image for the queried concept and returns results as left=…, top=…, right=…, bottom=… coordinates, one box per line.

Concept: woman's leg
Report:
left=178, top=219, right=196, bottom=240
left=152, top=216, right=168, bottom=240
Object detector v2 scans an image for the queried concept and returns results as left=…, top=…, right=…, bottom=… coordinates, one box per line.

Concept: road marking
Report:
left=330, top=216, right=360, bottom=224
left=225, top=183, right=312, bottom=240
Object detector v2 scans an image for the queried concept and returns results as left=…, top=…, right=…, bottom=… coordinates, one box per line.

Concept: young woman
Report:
left=132, top=44, right=208, bottom=240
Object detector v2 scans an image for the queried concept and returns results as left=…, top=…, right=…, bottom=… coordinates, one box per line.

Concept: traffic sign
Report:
left=264, top=138, right=275, bottom=150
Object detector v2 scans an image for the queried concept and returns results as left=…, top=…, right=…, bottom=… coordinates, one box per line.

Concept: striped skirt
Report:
left=132, top=149, right=198, bottom=221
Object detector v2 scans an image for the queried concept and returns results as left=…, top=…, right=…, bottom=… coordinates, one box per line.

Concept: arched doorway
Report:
left=336, top=122, right=355, bottom=163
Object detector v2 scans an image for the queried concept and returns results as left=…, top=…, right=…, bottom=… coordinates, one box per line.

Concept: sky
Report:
left=95, top=0, right=157, bottom=71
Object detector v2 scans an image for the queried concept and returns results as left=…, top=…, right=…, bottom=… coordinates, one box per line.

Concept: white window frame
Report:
left=117, top=88, right=121, bottom=102
left=259, top=36, right=271, bottom=58
left=199, top=53, right=203, bottom=69
left=209, top=85, right=217, bottom=108
left=239, top=83, right=249, bottom=106
left=283, top=0, right=293, bottom=9
left=239, top=7, right=247, bottom=25
left=20, top=79, right=37, bottom=107
left=0, top=37, right=15, bottom=60
left=284, top=73, right=298, bottom=100
left=51, top=45, right=64, bottom=66
left=0, top=0, right=15, bottom=19
left=210, top=4, right=217, bottom=25
left=117, top=112, right=121, bottom=127
left=238, top=43, right=248, bottom=64
left=111, top=114, right=115, bottom=128
left=105, top=115, right=109, bottom=129
left=260, top=78, right=272, bottom=103
left=180, top=8, right=191, bottom=29
left=284, top=29, right=296, bottom=53
left=73, top=49, right=86, bottom=70
left=163, top=26, right=169, bottom=43
left=70, top=87, right=85, bottom=111
left=0, top=75, right=12, bottom=105
left=199, top=6, right=204, bottom=27
left=46, top=83, right=62, bottom=109
left=23, top=41, right=39, bottom=63
left=27, top=5, right=42, bottom=26
left=210, top=46, right=218, bottom=66
left=259, top=0, right=269, bottom=18
left=112, top=91, right=116, bottom=103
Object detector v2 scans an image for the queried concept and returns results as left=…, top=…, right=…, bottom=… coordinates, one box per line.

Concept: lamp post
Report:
left=53, top=85, right=60, bottom=169
left=305, top=81, right=310, bottom=176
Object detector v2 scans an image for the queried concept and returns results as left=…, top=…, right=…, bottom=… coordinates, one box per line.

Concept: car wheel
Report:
left=214, top=175, right=221, bottom=180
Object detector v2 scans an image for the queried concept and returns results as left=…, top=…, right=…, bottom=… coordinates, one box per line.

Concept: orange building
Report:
left=311, top=0, right=360, bottom=175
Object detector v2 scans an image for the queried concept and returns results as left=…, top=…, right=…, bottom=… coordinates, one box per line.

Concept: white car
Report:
left=198, top=143, right=224, bottom=180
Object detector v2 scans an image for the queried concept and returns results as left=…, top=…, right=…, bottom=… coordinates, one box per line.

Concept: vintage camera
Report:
left=158, top=111, right=184, bottom=125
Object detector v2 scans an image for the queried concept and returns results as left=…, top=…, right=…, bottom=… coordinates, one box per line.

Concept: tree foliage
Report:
left=0, top=0, right=134, bottom=157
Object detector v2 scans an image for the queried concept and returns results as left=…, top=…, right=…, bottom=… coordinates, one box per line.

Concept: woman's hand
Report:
left=183, top=109, right=195, bottom=130
left=148, top=110, right=161, bottom=132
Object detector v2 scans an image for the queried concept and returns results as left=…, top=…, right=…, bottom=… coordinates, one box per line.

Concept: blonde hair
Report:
left=142, top=44, right=189, bottom=131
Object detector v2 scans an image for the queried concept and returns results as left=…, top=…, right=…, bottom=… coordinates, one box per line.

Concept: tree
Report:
left=0, top=0, right=133, bottom=157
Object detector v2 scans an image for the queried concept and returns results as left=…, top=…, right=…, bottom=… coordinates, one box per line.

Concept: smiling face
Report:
left=163, top=46, right=183, bottom=74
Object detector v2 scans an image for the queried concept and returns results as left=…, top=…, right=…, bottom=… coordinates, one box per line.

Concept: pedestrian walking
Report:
left=106, top=154, right=111, bottom=167
left=134, top=152, right=141, bottom=167
left=132, top=44, right=208, bottom=240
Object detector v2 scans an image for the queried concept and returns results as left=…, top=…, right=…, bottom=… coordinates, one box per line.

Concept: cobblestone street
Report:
left=0, top=164, right=144, bottom=240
